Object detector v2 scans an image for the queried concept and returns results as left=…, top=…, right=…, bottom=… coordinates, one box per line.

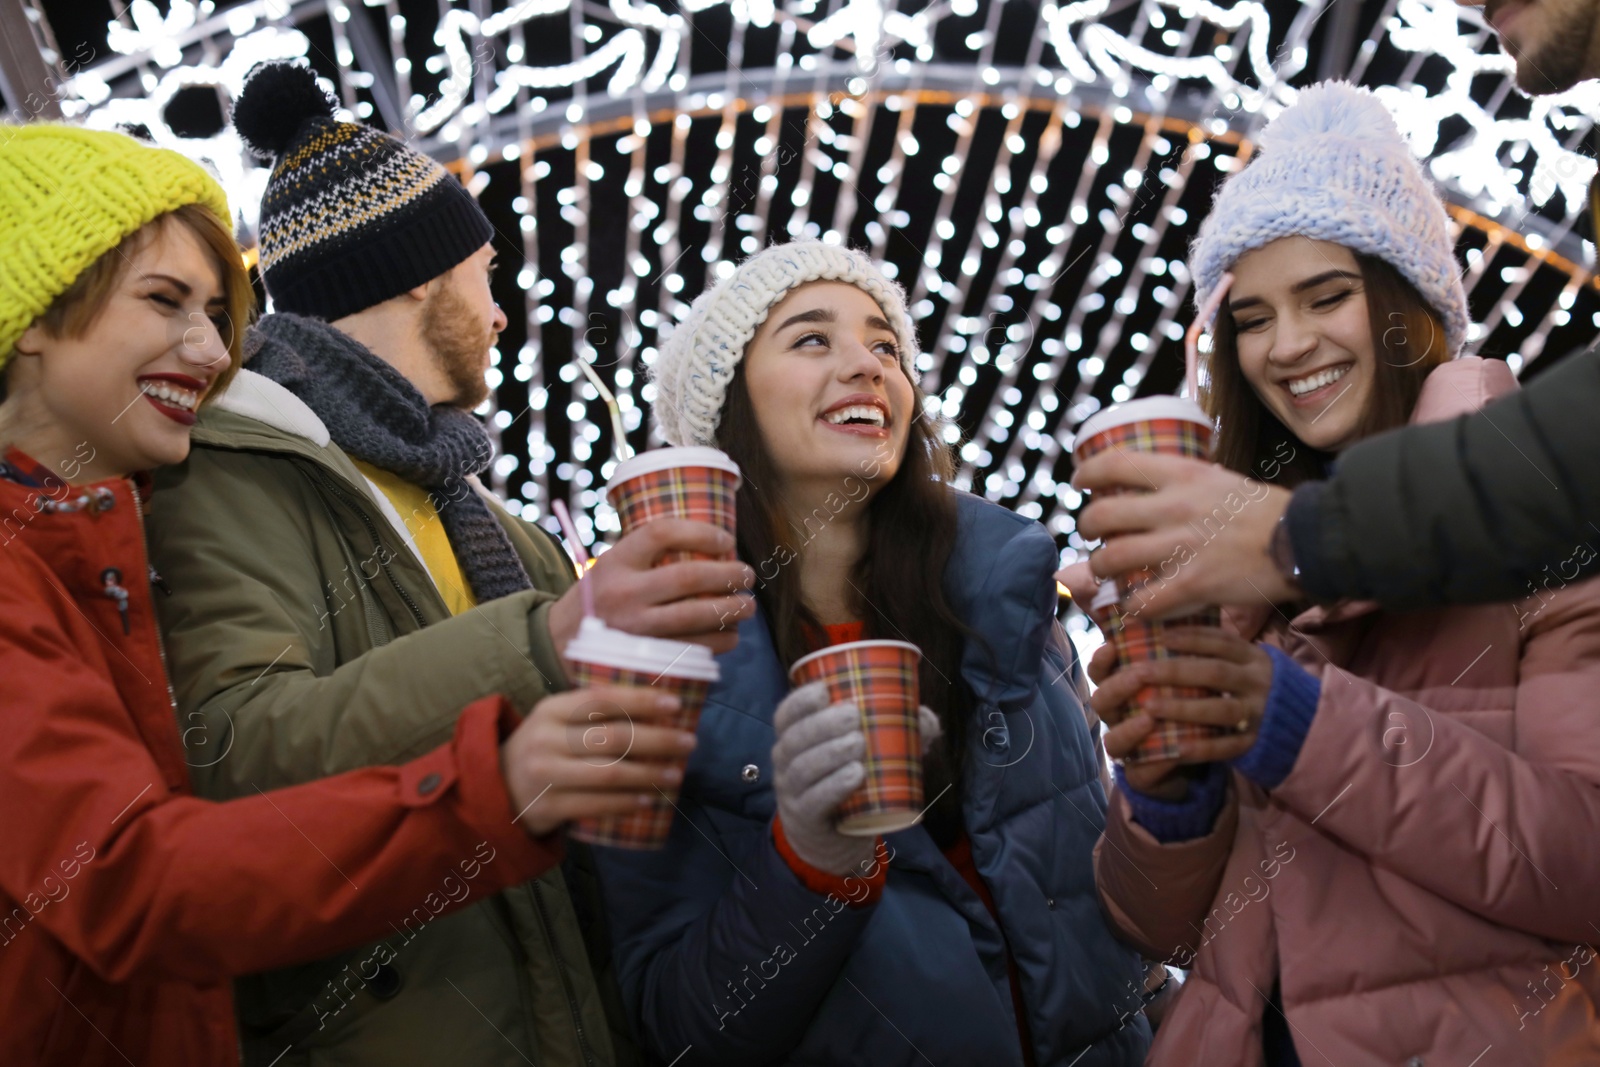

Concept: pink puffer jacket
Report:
left=1095, top=358, right=1600, bottom=1065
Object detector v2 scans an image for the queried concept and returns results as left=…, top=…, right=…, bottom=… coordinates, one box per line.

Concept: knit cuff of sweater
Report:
left=1230, top=645, right=1321, bottom=790
left=1118, top=763, right=1228, bottom=843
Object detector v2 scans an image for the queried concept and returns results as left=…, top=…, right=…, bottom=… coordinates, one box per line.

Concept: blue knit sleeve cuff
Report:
left=1117, top=763, right=1228, bottom=843
left=1230, top=645, right=1321, bottom=790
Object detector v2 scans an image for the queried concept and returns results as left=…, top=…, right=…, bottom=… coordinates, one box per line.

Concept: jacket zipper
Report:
left=129, top=487, right=181, bottom=715
left=308, top=466, right=426, bottom=630
left=530, top=880, right=598, bottom=1067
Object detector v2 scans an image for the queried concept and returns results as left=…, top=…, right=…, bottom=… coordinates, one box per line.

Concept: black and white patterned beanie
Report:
left=232, top=62, right=494, bottom=321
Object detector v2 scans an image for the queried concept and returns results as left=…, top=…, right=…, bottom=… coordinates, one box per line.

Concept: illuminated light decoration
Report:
left=48, top=0, right=1598, bottom=549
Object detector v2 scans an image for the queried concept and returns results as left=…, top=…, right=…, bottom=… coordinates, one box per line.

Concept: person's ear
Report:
left=404, top=278, right=433, bottom=303
left=12, top=322, right=46, bottom=358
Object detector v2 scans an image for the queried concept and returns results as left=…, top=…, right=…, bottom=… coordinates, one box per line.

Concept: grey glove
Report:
left=772, top=683, right=877, bottom=876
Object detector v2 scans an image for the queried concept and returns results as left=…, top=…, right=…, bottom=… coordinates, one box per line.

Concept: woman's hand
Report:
left=1088, top=642, right=1187, bottom=799
left=1136, top=628, right=1274, bottom=762
left=1089, top=628, right=1276, bottom=796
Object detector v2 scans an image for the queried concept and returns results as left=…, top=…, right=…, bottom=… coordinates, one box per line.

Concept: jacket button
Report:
left=1404, top=1058, right=1424, bottom=1067
left=417, top=772, right=442, bottom=796
left=1046, top=898, right=1056, bottom=910
left=366, top=963, right=403, bottom=1000
left=741, top=764, right=760, bottom=783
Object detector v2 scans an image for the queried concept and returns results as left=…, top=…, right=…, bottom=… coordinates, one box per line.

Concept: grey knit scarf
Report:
left=246, top=312, right=532, bottom=603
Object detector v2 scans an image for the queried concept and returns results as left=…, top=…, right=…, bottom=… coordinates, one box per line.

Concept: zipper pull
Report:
left=148, top=565, right=171, bottom=597
left=101, top=567, right=131, bottom=635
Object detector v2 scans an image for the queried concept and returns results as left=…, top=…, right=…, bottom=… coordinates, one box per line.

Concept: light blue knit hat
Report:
left=1190, top=81, right=1469, bottom=355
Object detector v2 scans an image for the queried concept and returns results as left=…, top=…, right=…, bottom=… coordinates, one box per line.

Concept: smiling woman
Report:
left=1087, top=81, right=1600, bottom=1067
left=1202, top=237, right=1452, bottom=484
left=592, top=240, right=1152, bottom=1066
left=1, top=197, right=249, bottom=482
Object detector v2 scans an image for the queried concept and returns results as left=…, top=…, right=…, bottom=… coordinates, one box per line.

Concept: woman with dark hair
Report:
left=592, top=241, right=1152, bottom=1065
left=1086, top=83, right=1600, bottom=1064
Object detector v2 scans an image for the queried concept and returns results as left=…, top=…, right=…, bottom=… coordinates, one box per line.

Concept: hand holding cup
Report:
left=549, top=447, right=754, bottom=659
left=548, top=519, right=756, bottom=659
left=1090, top=629, right=1274, bottom=794
left=502, top=685, right=700, bottom=837
left=562, top=618, right=721, bottom=849
left=771, top=683, right=878, bottom=877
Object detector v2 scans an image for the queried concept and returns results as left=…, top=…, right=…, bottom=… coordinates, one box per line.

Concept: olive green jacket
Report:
left=145, top=368, right=636, bottom=1067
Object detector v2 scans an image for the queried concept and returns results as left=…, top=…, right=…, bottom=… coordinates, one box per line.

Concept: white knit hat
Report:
left=650, top=241, right=920, bottom=447
left=1189, top=81, right=1470, bottom=355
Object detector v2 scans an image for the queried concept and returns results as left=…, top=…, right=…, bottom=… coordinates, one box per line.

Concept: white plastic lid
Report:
left=1072, top=396, right=1211, bottom=453
left=564, top=617, right=721, bottom=682
left=788, top=639, right=921, bottom=683
left=607, top=446, right=742, bottom=493
left=1090, top=579, right=1121, bottom=613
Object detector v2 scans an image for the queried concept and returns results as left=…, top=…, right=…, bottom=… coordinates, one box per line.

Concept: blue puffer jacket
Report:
left=592, top=493, right=1152, bottom=1066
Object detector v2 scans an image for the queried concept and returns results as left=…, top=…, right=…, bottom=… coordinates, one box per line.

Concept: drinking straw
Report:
left=551, top=498, right=596, bottom=619
left=573, top=355, right=635, bottom=462
left=1185, top=271, right=1234, bottom=400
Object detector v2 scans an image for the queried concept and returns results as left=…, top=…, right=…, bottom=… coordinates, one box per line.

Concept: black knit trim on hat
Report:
left=266, top=181, right=494, bottom=321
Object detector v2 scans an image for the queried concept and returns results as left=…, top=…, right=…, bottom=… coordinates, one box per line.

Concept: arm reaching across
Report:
left=1074, top=345, right=1600, bottom=614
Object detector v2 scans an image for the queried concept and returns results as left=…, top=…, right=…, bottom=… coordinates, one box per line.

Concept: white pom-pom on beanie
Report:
left=650, top=241, right=920, bottom=448
left=1189, top=81, right=1470, bottom=355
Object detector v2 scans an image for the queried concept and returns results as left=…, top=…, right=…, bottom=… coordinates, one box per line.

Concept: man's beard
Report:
left=1504, top=0, right=1600, bottom=93
left=421, top=280, right=494, bottom=409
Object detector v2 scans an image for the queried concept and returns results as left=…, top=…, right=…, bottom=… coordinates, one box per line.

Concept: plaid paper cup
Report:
left=1074, top=397, right=1223, bottom=763
left=789, top=640, right=923, bottom=836
left=565, top=619, right=719, bottom=849
left=606, top=446, right=742, bottom=565
left=1088, top=599, right=1226, bottom=763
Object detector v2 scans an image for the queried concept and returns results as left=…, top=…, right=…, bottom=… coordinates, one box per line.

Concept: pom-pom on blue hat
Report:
left=1189, top=81, right=1470, bottom=355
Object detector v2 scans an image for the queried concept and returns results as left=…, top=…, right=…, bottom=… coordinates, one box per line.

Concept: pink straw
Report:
left=1185, top=271, right=1234, bottom=400
left=551, top=498, right=596, bottom=619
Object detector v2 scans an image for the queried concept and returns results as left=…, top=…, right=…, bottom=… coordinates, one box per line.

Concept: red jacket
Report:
left=0, top=466, right=560, bottom=1065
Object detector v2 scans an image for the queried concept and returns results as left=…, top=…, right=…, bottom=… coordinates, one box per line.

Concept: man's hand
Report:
left=502, top=686, right=700, bottom=836
left=1072, top=451, right=1298, bottom=618
left=547, top=519, right=757, bottom=659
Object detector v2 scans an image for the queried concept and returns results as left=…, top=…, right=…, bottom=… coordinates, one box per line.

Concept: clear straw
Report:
left=551, top=498, right=596, bottom=619
left=1185, top=271, right=1234, bottom=400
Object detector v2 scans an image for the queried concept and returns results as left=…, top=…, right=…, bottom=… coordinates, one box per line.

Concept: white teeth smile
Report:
left=823, top=405, right=886, bottom=427
left=141, top=381, right=200, bottom=411
left=1287, top=365, right=1350, bottom=398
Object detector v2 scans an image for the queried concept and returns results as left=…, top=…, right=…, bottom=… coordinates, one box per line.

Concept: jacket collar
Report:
left=210, top=367, right=330, bottom=446
left=712, top=490, right=1061, bottom=719
left=943, top=491, right=1061, bottom=706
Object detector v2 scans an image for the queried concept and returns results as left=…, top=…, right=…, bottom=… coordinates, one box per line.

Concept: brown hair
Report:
left=22, top=202, right=251, bottom=399
left=715, top=359, right=983, bottom=847
left=1202, top=252, right=1451, bottom=487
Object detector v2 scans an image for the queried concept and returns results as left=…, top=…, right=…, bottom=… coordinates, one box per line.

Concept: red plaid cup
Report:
left=606, top=447, right=742, bottom=565
left=1086, top=594, right=1225, bottom=763
left=1074, top=397, right=1222, bottom=764
left=789, top=640, right=923, bottom=836
left=565, top=619, right=720, bottom=850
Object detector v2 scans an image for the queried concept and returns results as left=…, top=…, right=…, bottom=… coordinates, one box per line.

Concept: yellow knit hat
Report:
left=0, top=124, right=232, bottom=367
